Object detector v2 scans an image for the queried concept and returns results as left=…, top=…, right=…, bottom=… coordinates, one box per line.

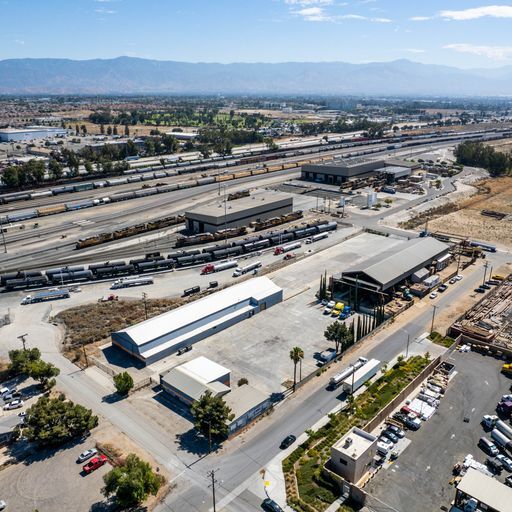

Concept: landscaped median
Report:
left=282, top=354, right=432, bottom=512
left=428, top=331, right=456, bottom=349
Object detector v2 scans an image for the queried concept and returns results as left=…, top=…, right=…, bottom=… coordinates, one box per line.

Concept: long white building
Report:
left=112, top=277, right=283, bottom=365
left=0, top=126, right=67, bottom=142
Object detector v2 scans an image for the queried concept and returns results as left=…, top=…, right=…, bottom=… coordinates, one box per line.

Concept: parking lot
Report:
left=365, top=350, right=512, bottom=512
left=0, top=436, right=111, bottom=512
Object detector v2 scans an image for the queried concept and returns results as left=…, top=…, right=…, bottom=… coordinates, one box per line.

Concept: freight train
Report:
left=1, top=221, right=338, bottom=291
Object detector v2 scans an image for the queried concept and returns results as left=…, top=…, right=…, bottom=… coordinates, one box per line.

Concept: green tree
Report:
left=289, top=346, right=304, bottom=391
left=100, top=124, right=105, bottom=135
left=8, top=348, right=41, bottom=375
left=144, top=139, right=155, bottom=156
left=75, top=124, right=80, bottom=136
left=324, top=321, right=354, bottom=354
left=1, top=166, right=19, bottom=187
left=23, top=395, right=98, bottom=447
left=190, top=391, right=234, bottom=450
left=81, top=125, right=87, bottom=135
left=124, top=124, right=130, bottom=136
left=27, top=359, right=60, bottom=389
left=102, top=454, right=163, bottom=509
left=113, top=125, right=118, bottom=136
left=113, top=372, right=134, bottom=395
left=83, top=160, right=94, bottom=175
left=106, top=126, right=112, bottom=136
left=48, top=159, right=63, bottom=180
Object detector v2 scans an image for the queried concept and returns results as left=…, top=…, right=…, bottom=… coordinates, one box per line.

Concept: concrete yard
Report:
left=151, top=232, right=406, bottom=394
left=364, top=350, right=512, bottom=512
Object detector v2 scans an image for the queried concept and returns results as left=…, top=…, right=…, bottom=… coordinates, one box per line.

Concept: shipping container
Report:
left=342, top=359, right=380, bottom=394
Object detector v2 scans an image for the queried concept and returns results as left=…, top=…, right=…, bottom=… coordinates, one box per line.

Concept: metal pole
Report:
left=17, top=333, right=28, bottom=351
left=430, top=305, right=438, bottom=334
left=0, top=216, right=7, bottom=253
left=482, top=261, right=489, bottom=286
left=406, top=333, right=410, bottom=358
left=207, top=469, right=218, bottom=512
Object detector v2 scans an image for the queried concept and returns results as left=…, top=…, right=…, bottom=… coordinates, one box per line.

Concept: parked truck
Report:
left=329, top=357, right=368, bottom=389
left=496, top=420, right=512, bottom=440
left=111, top=276, right=154, bottom=289
left=233, top=261, right=262, bottom=277
left=497, top=401, right=512, bottom=418
left=201, top=260, right=238, bottom=275
left=21, top=288, right=70, bottom=305
left=342, top=358, right=380, bottom=394
left=274, top=242, right=301, bottom=255
left=318, top=348, right=337, bottom=366
left=491, top=428, right=512, bottom=451
left=305, top=233, right=328, bottom=244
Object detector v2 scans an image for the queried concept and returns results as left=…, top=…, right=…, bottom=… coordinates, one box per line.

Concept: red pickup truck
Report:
left=83, top=454, right=108, bottom=474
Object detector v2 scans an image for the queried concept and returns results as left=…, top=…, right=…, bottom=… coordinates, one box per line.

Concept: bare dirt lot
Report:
left=427, top=176, right=512, bottom=248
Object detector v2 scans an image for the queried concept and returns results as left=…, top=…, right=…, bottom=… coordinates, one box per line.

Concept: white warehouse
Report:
left=112, top=277, right=283, bottom=365
left=0, top=126, right=67, bottom=142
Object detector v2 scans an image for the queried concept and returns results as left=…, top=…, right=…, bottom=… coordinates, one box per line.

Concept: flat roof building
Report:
left=0, top=126, right=67, bottom=142
left=112, top=277, right=283, bottom=365
left=330, top=427, right=377, bottom=483
left=334, top=237, right=450, bottom=293
left=454, top=467, right=512, bottom=512
left=185, top=192, right=293, bottom=233
left=160, top=356, right=272, bottom=435
left=301, top=158, right=419, bottom=186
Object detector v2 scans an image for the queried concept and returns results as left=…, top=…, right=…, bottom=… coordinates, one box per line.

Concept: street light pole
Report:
left=405, top=333, right=410, bottom=358
left=207, top=469, right=218, bottom=512
left=482, top=261, right=489, bottom=286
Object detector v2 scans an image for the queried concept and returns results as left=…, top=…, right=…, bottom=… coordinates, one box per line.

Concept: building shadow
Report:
left=102, top=345, right=145, bottom=370
left=152, top=390, right=194, bottom=423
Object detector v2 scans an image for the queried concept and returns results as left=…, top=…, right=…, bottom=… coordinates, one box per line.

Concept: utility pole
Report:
left=207, top=469, right=218, bottom=512
left=430, top=305, right=438, bottom=334
left=82, top=340, right=89, bottom=369
left=482, top=261, right=489, bottom=286
left=405, top=332, right=410, bottom=358
left=224, top=185, right=228, bottom=247
left=17, top=333, right=28, bottom=351
left=0, top=216, right=7, bottom=253
left=142, top=292, right=148, bottom=320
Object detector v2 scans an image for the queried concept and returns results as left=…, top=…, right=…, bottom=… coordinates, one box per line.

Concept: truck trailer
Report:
left=329, top=357, right=368, bottom=389
left=274, top=242, right=301, bottom=255
left=21, top=288, right=70, bottom=305
left=496, top=420, right=512, bottom=440
left=491, top=428, right=512, bottom=451
left=201, top=260, right=238, bottom=275
left=111, top=276, right=154, bottom=289
left=233, top=261, right=262, bottom=277
left=342, top=359, right=381, bottom=394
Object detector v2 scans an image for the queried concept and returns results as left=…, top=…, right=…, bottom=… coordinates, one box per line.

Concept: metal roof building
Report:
left=185, top=191, right=293, bottom=233
left=335, top=238, right=450, bottom=292
left=454, top=467, right=512, bottom=512
left=112, top=277, right=283, bottom=365
left=160, top=356, right=231, bottom=405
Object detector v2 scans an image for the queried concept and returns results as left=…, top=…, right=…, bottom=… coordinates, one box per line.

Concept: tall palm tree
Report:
left=290, top=346, right=305, bottom=392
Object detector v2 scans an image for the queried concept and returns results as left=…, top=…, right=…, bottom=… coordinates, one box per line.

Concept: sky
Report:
left=0, top=0, right=511, bottom=68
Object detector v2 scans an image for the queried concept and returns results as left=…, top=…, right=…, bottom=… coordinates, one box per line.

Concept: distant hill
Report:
left=0, top=57, right=511, bottom=96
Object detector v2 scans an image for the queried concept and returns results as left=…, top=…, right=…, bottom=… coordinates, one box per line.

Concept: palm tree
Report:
left=290, top=346, right=304, bottom=392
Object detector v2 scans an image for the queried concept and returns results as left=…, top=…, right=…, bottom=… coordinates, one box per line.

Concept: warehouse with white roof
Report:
left=112, top=277, right=283, bottom=365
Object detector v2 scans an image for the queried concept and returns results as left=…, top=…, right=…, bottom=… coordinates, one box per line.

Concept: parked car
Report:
left=0, top=500, right=5, bottom=510
left=262, top=498, right=284, bottom=512
left=438, top=284, right=448, bottom=293
left=505, top=475, right=512, bottom=487
left=449, top=278, right=457, bottom=284
left=83, top=454, right=108, bottom=474
left=497, top=454, right=512, bottom=472
left=481, top=284, right=491, bottom=290
left=486, top=457, right=504, bottom=474
left=386, top=424, right=405, bottom=438
left=280, top=435, right=296, bottom=449
left=474, top=287, right=486, bottom=293
left=381, top=429, right=399, bottom=444
left=3, top=399, right=23, bottom=410
left=323, top=300, right=335, bottom=314
left=502, top=394, right=512, bottom=403
left=177, top=345, right=192, bottom=356
left=455, top=274, right=463, bottom=281
left=77, top=448, right=98, bottom=463
left=378, top=436, right=394, bottom=449
left=404, top=414, right=421, bottom=430
left=429, top=292, right=438, bottom=299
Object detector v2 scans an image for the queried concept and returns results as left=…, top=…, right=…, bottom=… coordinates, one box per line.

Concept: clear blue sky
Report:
left=1, top=0, right=511, bottom=68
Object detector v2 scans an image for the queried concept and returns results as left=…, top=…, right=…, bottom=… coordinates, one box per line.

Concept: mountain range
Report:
left=0, top=57, right=511, bottom=96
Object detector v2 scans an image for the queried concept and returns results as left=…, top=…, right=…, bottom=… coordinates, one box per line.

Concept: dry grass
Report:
left=56, top=297, right=182, bottom=355
left=427, top=176, right=512, bottom=247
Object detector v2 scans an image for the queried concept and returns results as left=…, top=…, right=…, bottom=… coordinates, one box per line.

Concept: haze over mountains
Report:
left=0, top=57, right=511, bottom=96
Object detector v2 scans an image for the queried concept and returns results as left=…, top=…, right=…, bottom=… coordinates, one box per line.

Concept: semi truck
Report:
left=111, top=276, right=154, bottom=289
left=274, top=242, right=301, bottom=255
left=342, top=358, right=381, bottom=394
left=21, top=288, right=70, bottom=305
left=233, top=261, right=262, bottom=277
left=201, top=260, right=238, bottom=275
left=329, top=357, right=368, bottom=389
left=305, top=233, right=328, bottom=244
